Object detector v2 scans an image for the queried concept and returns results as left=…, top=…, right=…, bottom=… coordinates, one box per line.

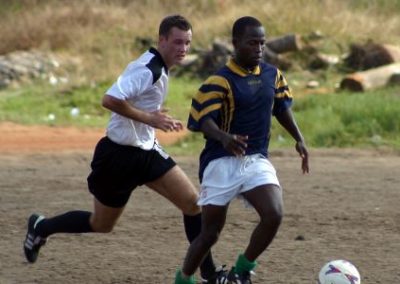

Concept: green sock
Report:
left=234, top=254, right=257, bottom=275
left=174, top=269, right=196, bottom=284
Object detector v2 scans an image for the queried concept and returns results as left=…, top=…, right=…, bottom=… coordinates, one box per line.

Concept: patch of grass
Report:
left=270, top=86, right=400, bottom=150
left=0, top=81, right=110, bottom=127
left=165, top=132, right=205, bottom=157
left=164, top=76, right=201, bottom=121
left=349, top=0, right=400, bottom=15
left=0, top=76, right=200, bottom=128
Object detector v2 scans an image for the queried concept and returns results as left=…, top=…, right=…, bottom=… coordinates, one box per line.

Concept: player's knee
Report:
left=200, top=230, right=220, bottom=247
left=180, top=199, right=201, bottom=216
left=272, top=210, right=283, bottom=227
left=261, top=207, right=283, bottom=229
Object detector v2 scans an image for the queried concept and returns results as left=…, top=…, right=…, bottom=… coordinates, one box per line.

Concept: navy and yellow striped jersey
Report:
left=187, top=59, right=293, bottom=181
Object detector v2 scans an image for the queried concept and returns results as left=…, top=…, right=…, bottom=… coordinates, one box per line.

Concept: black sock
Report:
left=183, top=213, right=216, bottom=278
left=35, top=211, right=93, bottom=238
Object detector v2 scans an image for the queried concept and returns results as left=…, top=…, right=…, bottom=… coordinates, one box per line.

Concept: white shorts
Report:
left=198, top=154, right=280, bottom=206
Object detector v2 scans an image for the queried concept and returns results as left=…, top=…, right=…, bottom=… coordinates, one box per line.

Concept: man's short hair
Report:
left=232, top=16, right=263, bottom=39
left=159, top=15, right=192, bottom=37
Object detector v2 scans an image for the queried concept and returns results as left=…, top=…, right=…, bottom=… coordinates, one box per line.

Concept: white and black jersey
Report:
left=105, top=48, right=169, bottom=150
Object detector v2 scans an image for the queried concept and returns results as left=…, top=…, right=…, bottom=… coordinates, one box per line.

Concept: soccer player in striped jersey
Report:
left=175, top=16, right=309, bottom=284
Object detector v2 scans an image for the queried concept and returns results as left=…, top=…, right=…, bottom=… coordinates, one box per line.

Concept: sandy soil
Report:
left=0, top=123, right=399, bottom=283
left=0, top=122, right=188, bottom=153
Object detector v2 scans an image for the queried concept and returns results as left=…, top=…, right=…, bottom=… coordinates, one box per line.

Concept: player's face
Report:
left=159, top=27, right=192, bottom=67
left=234, top=25, right=265, bottom=69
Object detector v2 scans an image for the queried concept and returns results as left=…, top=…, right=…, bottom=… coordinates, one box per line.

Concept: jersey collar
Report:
left=226, top=58, right=261, bottom=77
left=149, top=47, right=169, bottom=73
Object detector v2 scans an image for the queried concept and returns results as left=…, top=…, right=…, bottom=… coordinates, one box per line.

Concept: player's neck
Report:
left=232, top=58, right=257, bottom=73
left=156, top=46, right=175, bottom=69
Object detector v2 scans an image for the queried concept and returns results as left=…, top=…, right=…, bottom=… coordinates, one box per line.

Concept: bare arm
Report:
left=275, top=108, right=309, bottom=173
left=200, top=118, right=248, bottom=157
left=102, top=94, right=183, bottom=132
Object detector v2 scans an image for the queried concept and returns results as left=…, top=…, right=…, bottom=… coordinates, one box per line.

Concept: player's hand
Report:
left=148, top=109, right=177, bottom=132
left=221, top=133, right=248, bottom=157
left=296, top=140, right=309, bottom=174
left=171, top=119, right=184, bottom=131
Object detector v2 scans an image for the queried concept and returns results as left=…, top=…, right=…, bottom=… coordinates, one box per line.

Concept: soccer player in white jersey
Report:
left=23, top=15, right=225, bottom=283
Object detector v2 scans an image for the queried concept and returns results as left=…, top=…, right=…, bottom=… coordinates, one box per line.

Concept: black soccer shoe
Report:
left=201, top=265, right=229, bottom=284
left=23, top=214, right=47, bottom=263
left=226, top=266, right=254, bottom=284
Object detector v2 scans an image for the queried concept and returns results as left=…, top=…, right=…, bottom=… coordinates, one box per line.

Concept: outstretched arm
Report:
left=102, top=95, right=183, bottom=132
left=200, top=118, right=248, bottom=157
left=275, top=108, right=309, bottom=173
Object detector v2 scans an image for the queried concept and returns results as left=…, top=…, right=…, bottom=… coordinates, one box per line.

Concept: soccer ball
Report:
left=318, top=259, right=361, bottom=284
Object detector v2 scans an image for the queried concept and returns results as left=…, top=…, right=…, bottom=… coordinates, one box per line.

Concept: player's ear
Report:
left=158, top=35, right=168, bottom=47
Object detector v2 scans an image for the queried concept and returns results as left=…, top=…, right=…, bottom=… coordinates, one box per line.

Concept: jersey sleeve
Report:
left=187, top=75, right=230, bottom=132
left=273, top=69, right=293, bottom=115
left=106, top=64, right=153, bottom=100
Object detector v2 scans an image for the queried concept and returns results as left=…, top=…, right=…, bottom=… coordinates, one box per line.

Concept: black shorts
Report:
left=87, top=137, right=176, bottom=208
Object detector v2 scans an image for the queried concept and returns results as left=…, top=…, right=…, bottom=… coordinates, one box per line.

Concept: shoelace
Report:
left=201, top=265, right=228, bottom=283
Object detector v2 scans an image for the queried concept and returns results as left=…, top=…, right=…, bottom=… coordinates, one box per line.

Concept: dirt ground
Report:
left=0, top=123, right=399, bottom=283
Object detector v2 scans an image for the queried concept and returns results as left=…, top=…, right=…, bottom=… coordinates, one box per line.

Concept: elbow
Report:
left=102, top=95, right=126, bottom=114
left=102, top=95, right=112, bottom=109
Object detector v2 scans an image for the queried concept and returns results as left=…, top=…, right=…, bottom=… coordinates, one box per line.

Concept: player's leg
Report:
left=146, top=165, right=199, bottom=215
left=241, top=184, right=283, bottom=261
left=90, top=198, right=125, bottom=232
left=23, top=136, right=132, bottom=263
left=175, top=156, right=242, bottom=284
left=146, top=165, right=220, bottom=280
left=180, top=204, right=229, bottom=277
left=227, top=183, right=282, bottom=282
left=228, top=155, right=283, bottom=282
left=23, top=197, right=126, bottom=263
left=175, top=205, right=228, bottom=284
